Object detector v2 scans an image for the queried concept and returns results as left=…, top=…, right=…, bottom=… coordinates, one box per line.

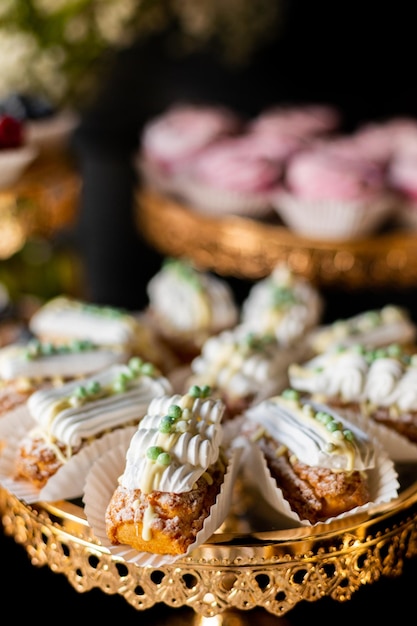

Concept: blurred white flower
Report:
left=0, top=0, right=284, bottom=108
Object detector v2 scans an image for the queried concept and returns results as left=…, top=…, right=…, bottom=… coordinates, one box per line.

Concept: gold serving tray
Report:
left=1, top=462, right=417, bottom=618
left=0, top=154, right=80, bottom=260
left=136, top=188, right=417, bottom=289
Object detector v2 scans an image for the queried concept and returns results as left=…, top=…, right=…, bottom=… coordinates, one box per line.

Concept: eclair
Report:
left=241, top=389, right=397, bottom=524
left=13, top=358, right=172, bottom=489
left=105, top=384, right=230, bottom=556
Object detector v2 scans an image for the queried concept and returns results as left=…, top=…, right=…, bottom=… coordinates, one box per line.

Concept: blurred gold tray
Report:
left=0, top=154, right=80, bottom=260
left=1, top=463, right=417, bottom=618
left=136, top=188, right=417, bottom=289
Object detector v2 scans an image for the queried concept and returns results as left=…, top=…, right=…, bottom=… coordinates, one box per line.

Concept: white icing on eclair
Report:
left=189, top=327, right=294, bottom=400
left=245, top=390, right=376, bottom=471
left=26, top=360, right=172, bottom=450
left=0, top=339, right=126, bottom=380
left=29, top=296, right=140, bottom=346
left=146, top=258, right=238, bottom=335
left=288, top=344, right=417, bottom=415
left=241, top=263, right=323, bottom=345
left=308, top=305, right=416, bottom=354
left=119, top=386, right=224, bottom=495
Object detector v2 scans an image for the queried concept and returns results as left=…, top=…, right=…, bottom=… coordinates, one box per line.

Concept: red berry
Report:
left=0, top=115, right=23, bottom=149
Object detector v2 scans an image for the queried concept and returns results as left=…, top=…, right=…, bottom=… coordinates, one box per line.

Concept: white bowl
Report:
left=0, top=144, right=38, bottom=189
left=27, top=110, right=78, bottom=153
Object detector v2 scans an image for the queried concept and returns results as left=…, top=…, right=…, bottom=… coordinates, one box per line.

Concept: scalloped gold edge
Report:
left=2, top=485, right=417, bottom=617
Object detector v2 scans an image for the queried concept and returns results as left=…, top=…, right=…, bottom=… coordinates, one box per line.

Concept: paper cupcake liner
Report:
left=240, top=414, right=399, bottom=527
left=0, top=406, right=38, bottom=502
left=38, top=427, right=137, bottom=502
left=337, top=406, right=417, bottom=463
left=83, top=444, right=243, bottom=567
left=272, top=191, right=394, bottom=241
left=0, top=404, right=137, bottom=503
left=245, top=445, right=398, bottom=527
left=178, top=175, right=274, bottom=218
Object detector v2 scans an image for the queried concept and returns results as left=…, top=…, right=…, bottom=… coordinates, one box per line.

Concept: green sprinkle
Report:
left=112, top=378, right=127, bottom=393
left=189, top=385, right=203, bottom=398
left=326, top=421, right=339, bottom=432
left=387, top=344, right=401, bottom=357
left=315, top=411, right=332, bottom=424
left=141, top=362, right=156, bottom=376
left=147, top=446, right=163, bottom=460
left=282, top=388, right=300, bottom=401
left=200, top=384, right=211, bottom=398
left=82, top=302, right=126, bottom=318
left=168, top=405, right=182, bottom=419
left=159, top=415, right=176, bottom=433
left=23, top=338, right=99, bottom=360
left=73, top=385, right=88, bottom=399
left=157, top=452, right=171, bottom=465
left=128, top=356, right=143, bottom=372
left=343, top=429, right=355, bottom=442
left=270, top=285, right=298, bottom=308
left=86, top=380, right=101, bottom=395
left=165, top=258, right=203, bottom=292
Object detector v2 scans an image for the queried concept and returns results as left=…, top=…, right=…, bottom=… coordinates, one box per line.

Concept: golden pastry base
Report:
left=1, top=470, right=417, bottom=618
left=136, top=188, right=417, bottom=289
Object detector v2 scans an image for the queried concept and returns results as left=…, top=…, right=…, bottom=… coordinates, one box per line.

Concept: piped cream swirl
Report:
left=0, top=341, right=126, bottom=380
left=119, top=388, right=225, bottom=494
left=26, top=362, right=172, bottom=448
left=308, top=305, right=416, bottom=354
left=289, top=344, right=417, bottom=414
left=245, top=392, right=375, bottom=471
left=147, top=259, right=238, bottom=336
left=29, top=296, right=140, bottom=346
left=189, top=326, right=294, bottom=400
left=241, top=263, right=323, bottom=346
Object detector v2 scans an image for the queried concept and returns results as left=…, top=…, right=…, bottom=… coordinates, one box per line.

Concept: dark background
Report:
left=71, top=0, right=417, bottom=314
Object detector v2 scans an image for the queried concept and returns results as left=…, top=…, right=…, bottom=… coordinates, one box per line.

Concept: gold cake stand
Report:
left=1, top=463, right=417, bottom=618
left=0, top=153, right=81, bottom=260
left=136, top=187, right=417, bottom=290
left=2, top=184, right=417, bottom=617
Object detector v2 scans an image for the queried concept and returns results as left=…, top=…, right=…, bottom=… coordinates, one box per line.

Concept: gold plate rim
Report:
left=136, top=187, right=417, bottom=288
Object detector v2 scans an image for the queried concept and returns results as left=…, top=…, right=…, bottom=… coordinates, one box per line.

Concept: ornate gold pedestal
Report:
left=136, top=188, right=417, bottom=289
left=1, top=184, right=417, bottom=617
left=2, top=467, right=417, bottom=618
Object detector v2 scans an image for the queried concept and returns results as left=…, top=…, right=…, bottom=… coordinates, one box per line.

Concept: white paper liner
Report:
left=239, top=415, right=400, bottom=527
left=272, top=190, right=394, bottom=241
left=337, top=406, right=417, bottom=463
left=38, top=427, right=137, bottom=502
left=0, top=405, right=38, bottom=502
left=0, top=404, right=137, bottom=503
left=0, top=145, right=38, bottom=189
left=83, top=444, right=242, bottom=567
left=178, top=175, right=274, bottom=218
